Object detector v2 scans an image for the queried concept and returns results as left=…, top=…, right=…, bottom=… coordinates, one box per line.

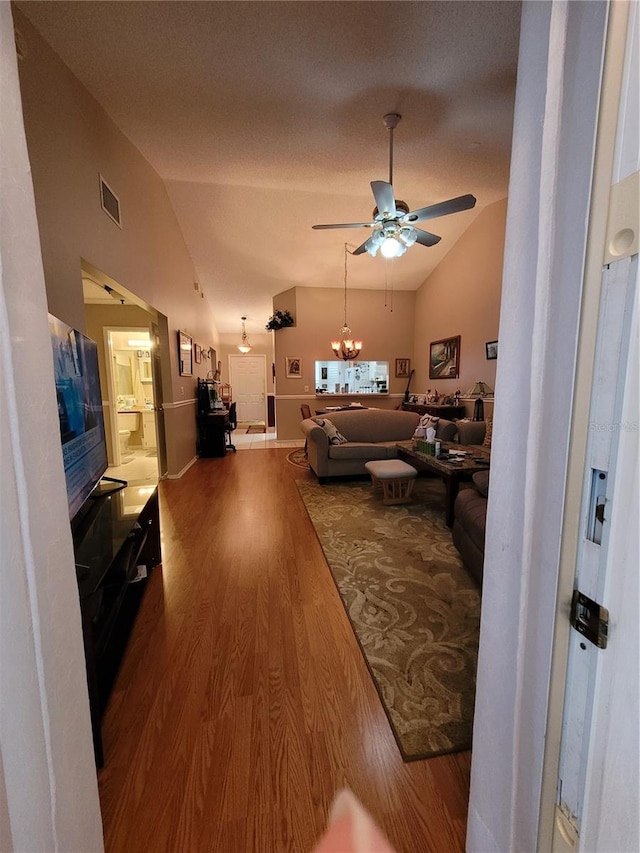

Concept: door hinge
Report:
left=570, top=589, right=609, bottom=649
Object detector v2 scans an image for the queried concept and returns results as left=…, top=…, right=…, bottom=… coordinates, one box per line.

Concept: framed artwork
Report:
left=486, top=340, right=498, bottom=360
left=395, top=358, right=411, bottom=378
left=429, top=335, right=460, bottom=379
left=286, top=357, right=302, bottom=378
left=194, top=342, right=202, bottom=364
left=178, top=330, right=193, bottom=376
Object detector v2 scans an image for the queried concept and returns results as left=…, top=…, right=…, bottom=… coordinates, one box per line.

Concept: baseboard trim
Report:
left=166, top=455, right=198, bottom=479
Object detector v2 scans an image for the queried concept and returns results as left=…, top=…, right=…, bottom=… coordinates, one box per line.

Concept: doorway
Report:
left=103, top=326, right=159, bottom=485
left=82, top=264, right=168, bottom=484
left=229, top=354, right=267, bottom=425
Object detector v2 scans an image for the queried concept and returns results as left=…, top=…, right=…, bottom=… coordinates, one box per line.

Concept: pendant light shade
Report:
left=237, top=316, right=253, bottom=353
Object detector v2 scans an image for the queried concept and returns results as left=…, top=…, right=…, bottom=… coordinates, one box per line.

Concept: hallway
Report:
left=97, top=448, right=470, bottom=852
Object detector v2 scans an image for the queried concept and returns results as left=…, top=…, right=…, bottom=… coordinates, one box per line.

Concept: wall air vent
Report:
left=99, top=174, right=122, bottom=228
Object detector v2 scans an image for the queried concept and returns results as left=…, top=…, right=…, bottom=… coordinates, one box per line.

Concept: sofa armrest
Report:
left=300, top=418, right=330, bottom=477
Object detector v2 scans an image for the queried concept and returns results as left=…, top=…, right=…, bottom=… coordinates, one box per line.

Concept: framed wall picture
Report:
left=486, top=340, right=498, bottom=360
left=429, top=335, right=461, bottom=379
left=395, top=358, right=411, bottom=378
left=178, top=330, right=193, bottom=376
left=194, top=342, right=202, bottom=364
left=285, top=357, right=302, bottom=378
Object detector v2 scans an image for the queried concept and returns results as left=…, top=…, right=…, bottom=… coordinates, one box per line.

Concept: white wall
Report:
left=0, top=5, right=103, bottom=849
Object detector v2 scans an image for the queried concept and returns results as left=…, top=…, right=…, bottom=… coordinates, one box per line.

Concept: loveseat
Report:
left=451, top=418, right=492, bottom=587
left=451, top=469, right=489, bottom=587
left=300, top=408, right=458, bottom=482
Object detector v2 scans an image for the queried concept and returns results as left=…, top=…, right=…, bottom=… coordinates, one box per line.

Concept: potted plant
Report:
left=265, top=309, right=294, bottom=331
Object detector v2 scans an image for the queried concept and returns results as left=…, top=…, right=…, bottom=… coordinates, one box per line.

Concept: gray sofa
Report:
left=300, top=408, right=458, bottom=482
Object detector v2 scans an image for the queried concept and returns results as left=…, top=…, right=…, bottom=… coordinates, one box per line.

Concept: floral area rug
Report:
left=296, top=477, right=481, bottom=761
left=286, top=448, right=310, bottom=469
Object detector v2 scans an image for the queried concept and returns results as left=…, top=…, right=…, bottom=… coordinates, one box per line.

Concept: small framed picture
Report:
left=194, top=342, right=202, bottom=364
left=178, top=330, right=193, bottom=376
left=286, top=357, right=302, bottom=378
left=486, top=340, right=498, bottom=360
left=395, top=358, right=411, bottom=378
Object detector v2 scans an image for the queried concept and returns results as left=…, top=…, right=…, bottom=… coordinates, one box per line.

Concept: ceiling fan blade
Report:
left=404, top=193, right=477, bottom=223
left=352, top=238, right=371, bottom=255
left=371, top=181, right=397, bottom=218
left=312, top=222, right=373, bottom=230
left=413, top=228, right=441, bottom=247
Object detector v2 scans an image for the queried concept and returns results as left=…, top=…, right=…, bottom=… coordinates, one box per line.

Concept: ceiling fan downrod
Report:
left=384, top=113, right=401, bottom=186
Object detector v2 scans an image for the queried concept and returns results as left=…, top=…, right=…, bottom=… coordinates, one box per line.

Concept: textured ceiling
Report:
left=17, top=1, right=521, bottom=335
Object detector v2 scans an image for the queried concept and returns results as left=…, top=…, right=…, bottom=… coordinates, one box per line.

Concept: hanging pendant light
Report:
left=237, top=316, right=253, bottom=353
left=331, top=244, right=363, bottom=361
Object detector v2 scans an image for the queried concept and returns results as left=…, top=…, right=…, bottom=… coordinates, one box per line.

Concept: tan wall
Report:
left=413, top=199, right=507, bottom=402
left=14, top=9, right=218, bottom=475
left=274, top=287, right=416, bottom=438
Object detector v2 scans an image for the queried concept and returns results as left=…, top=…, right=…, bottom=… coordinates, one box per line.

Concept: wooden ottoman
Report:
left=364, top=459, right=418, bottom=505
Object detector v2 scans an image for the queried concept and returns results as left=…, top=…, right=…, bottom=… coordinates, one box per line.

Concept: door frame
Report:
left=466, top=2, right=632, bottom=850
left=539, top=2, right=635, bottom=848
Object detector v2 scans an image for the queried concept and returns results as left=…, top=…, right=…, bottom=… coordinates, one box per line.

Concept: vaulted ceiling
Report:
left=17, top=1, right=521, bottom=334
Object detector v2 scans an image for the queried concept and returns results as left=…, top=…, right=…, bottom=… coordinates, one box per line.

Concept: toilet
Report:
left=118, top=411, right=140, bottom=455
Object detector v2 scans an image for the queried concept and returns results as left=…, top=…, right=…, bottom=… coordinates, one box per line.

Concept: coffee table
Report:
left=396, top=441, right=490, bottom=527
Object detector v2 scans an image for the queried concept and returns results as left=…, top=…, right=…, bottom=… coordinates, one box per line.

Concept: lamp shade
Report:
left=468, top=380, right=493, bottom=397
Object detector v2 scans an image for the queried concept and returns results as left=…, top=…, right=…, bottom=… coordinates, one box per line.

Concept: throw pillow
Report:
left=314, top=418, right=348, bottom=445
left=483, top=417, right=493, bottom=448
left=419, top=414, right=439, bottom=431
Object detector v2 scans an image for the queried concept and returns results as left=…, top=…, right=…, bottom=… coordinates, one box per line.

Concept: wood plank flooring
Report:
left=98, top=448, right=471, bottom=852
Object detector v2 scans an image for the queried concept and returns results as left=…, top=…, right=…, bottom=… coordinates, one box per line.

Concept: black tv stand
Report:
left=72, top=483, right=161, bottom=766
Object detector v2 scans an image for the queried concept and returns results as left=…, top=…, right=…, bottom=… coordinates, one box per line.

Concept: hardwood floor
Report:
left=98, top=448, right=471, bottom=852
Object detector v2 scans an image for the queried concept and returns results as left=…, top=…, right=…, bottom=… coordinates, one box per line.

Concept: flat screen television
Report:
left=49, top=314, right=109, bottom=519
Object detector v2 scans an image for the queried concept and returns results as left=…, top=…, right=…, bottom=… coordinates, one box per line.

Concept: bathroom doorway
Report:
left=102, top=327, right=159, bottom=484
left=82, top=265, right=166, bottom=485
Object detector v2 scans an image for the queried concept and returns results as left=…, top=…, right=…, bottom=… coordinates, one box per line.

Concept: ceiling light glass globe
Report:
left=381, top=236, right=401, bottom=258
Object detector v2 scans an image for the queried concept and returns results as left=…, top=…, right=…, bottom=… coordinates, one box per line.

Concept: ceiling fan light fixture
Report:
left=381, top=236, right=402, bottom=258
left=399, top=226, right=417, bottom=247
left=312, top=113, right=476, bottom=258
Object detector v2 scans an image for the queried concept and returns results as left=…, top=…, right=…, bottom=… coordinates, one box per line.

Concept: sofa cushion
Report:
left=319, top=409, right=420, bottom=443
left=436, top=419, right=458, bottom=442
left=456, top=419, right=486, bottom=446
left=328, top=442, right=389, bottom=461
left=313, top=417, right=348, bottom=445
left=472, top=470, right=490, bottom=497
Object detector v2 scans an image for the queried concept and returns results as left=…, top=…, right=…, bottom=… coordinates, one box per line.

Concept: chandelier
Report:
left=331, top=244, right=362, bottom=361
left=237, top=316, right=253, bottom=353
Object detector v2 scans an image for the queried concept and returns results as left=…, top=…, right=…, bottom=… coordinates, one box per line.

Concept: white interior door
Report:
left=229, top=354, right=266, bottom=422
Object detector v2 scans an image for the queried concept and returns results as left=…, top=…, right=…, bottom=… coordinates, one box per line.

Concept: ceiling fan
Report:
left=312, top=113, right=477, bottom=258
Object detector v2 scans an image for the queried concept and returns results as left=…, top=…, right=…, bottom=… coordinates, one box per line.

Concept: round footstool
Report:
left=364, top=459, right=418, bottom=505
